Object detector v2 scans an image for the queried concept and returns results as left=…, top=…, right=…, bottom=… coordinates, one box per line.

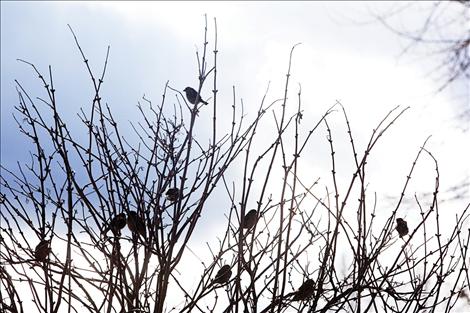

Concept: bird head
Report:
left=39, top=239, right=50, bottom=247
left=304, top=279, right=315, bottom=288
left=166, top=187, right=180, bottom=201
left=242, top=209, right=258, bottom=229
left=245, top=209, right=257, bottom=217
left=396, top=218, right=404, bottom=223
left=219, top=264, right=231, bottom=273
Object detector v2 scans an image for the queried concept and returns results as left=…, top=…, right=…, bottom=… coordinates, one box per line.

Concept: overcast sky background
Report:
left=1, top=1, right=469, bottom=310
left=2, top=1, right=468, bottom=210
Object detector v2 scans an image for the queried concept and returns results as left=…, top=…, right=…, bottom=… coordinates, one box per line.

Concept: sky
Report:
left=2, top=0, right=468, bottom=218
left=1, top=1, right=469, bottom=311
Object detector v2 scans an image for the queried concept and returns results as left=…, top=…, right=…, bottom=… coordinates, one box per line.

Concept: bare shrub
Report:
left=1, top=16, right=469, bottom=313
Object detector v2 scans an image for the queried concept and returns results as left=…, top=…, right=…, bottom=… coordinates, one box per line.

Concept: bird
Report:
left=241, top=209, right=258, bottom=230
left=127, top=211, right=146, bottom=238
left=212, top=264, right=232, bottom=286
left=292, top=279, right=315, bottom=301
left=166, top=187, right=180, bottom=202
left=108, top=213, right=127, bottom=235
left=395, top=218, right=409, bottom=238
left=183, top=87, right=208, bottom=105
left=34, top=240, right=51, bottom=262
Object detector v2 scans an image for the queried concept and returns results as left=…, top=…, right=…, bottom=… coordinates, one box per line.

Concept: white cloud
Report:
left=2, top=2, right=468, bottom=311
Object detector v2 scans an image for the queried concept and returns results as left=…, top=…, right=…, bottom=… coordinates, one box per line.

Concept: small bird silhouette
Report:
left=292, top=279, right=315, bottom=301
left=396, top=218, right=409, bottom=238
left=127, top=211, right=146, bottom=238
left=166, top=188, right=180, bottom=202
left=242, top=209, right=258, bottom=230
left=108, top=213, right=127, bottom=235
left=183, top=87, right=208, bottom=105
left=212, top=264, right=232, bottom=286
left=34, top=240, right=51, bottom=262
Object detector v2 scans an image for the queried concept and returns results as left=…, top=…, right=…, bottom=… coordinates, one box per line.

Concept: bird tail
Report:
left=202, top=99, right=208, bottom=105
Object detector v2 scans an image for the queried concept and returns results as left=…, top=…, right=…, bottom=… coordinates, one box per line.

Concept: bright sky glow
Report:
left=1, top=1, right=469, bottom=312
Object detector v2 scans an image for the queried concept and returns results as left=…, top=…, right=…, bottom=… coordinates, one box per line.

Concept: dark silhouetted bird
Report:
left=396, top=218, right=409, bottom=238
left=108, top=213, right=127, bottom=235
left=212, top=264, right=232, bottom=286
left=166, top=188, right=180, bottom=202
left=242, top=209, right=258, bottom=230
left=34, top=240, right=51, bottom=262
left=127, top=211, right=146, bottom=238
left=292, top=279, right=315, bottom=301
left=183, top=87, right=208, bottom=105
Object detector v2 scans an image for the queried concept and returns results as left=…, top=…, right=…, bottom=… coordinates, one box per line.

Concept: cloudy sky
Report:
left=2, top=1, right=468, bottom=204
left=1, top=1, right=469, bottom=310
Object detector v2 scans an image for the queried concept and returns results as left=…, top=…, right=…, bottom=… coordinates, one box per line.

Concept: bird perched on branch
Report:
left=395, top=218, right=409, bottom=238
left=104, top=213, right=127, bottom=235
left=127, top=211, right=146, bottom=238
left=34, top=239, right=51, bottom=262
left=241, top=209, right=258, bottom=230
left=183, top=87, right=208, bottom=105
left=166, top=187, right=181, bottom=202
left=212, top=264, right=232, bottom=286
left=292, top=279, right=315, bottom=301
